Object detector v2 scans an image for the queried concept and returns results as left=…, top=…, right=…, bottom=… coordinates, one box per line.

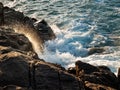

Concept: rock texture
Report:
left=68, top=60, right=119, bottom=90
left=88, top=47, right=105, bottom=55
left=118, top=68, right=120, bottom=90
left=0, top=29, right=85, bottom=90
left=3, top=5, right=55, bottom=42
left=0, top=2, right=4, bottom=25
left=0, top=28, right=33, bottom=52
left=0, top=2, right=119, bottom=90
left=0, top=2, right=85, bottom=90
left=1, top=2, right=56, bottom=53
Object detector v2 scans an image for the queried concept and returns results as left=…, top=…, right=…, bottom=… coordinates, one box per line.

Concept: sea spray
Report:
left=2, top=23, right=44, bottom=55
left=38, top=24, right=120, bottom=75
left=2, top=0, right=120, bottom=74
left=38, top=24, right=89, bottom=68
left=12, top=23, right=44, bottom=54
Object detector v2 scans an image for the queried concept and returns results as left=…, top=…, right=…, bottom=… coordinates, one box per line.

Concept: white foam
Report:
left=38, top=24, right=90, bottom=66
left=79, top=51, right=120, bottom=75
left=38, top=24, right=120, bottom=75
left=3, top=0, right=120, bottom=75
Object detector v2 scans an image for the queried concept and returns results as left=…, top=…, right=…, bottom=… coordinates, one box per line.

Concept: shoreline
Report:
left=0, top=2, right=120, bottom=90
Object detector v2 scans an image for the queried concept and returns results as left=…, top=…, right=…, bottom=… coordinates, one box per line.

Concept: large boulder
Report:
left=0, top=2, right=55, bottom=53
left=35, top=19, right=56, bottom=41
left=84, top=70, right=118, bottom=89
left=75, top=60, right=99, bottom=75
left=2, top=3, right=55, bottom=42
left=0, top=46, right=84, bottom=90
left=68, top=60, right=119, bottom=90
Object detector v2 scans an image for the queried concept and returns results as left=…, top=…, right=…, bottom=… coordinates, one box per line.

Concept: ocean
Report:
left=1, top=0, right=120, bottom=74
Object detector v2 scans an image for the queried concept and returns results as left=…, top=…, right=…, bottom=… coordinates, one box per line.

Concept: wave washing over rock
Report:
left=0, top=1, right=120, bottom=90
left=1, top=0, right=120, bottom=75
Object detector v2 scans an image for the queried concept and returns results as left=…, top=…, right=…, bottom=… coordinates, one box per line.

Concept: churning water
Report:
left=1, top=0, right=120, bottom=74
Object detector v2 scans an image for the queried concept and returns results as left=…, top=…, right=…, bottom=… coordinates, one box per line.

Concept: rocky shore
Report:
left=0, top=2, right=120, bottom=90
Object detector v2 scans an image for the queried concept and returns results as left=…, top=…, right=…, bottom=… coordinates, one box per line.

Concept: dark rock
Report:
left=88, top=47, right=105, bottom=55
left=118, top=67, right=120, bottom=89
left=85, top=81, right=117, bottom=90
left=2, top=4, right=55, bottom=42
left=118, top=67, right=120, bottom=81
left=0, top=2, right=4, bottom=25
left=0, top=2, right=56, bottom=53
left=67, top=67, right=76, bottom=75
left=75, top=60, right=99, bottom=75
left=97, top=65, right=111, bottom=71
left=35, top=62, right=84, bottom=90
left=75, top=60, right=119, bottom=90
left=0, top=55, right=29, bottom=87
left=31, top=18, right=37, bottom=23
left=22, top=17, right=35, bottom=29
left=84, top=71, right=118, bottom=89
left=47, top=63, right=66, bottom=71
left=36, top=19, right=56, bottom=41
left=3, top=6, right=24, bottom=25
left=0, top=46, right=84, bottom=90
left=0, top=28, right=33, bottom=52
left=0, top=2, right=85, bottom=90
left=0, top=3, right=56, bottom=53
left=1, top=2, right=119, bottom=90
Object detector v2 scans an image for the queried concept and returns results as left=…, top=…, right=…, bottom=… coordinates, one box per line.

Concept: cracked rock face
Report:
left=0, top=45, right=84, bottom=90
left=68, top=60, right=119, bottom=90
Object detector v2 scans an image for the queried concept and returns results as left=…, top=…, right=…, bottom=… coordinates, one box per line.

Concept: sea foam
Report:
left=38, top=24, right=120, bottom=75
left=2, top=0, right=120, bottom=75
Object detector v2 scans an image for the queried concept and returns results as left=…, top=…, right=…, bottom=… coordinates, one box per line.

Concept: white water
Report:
left=40, top=24, right=120, bottom=75
left=1, top=0, right=120, bottom=74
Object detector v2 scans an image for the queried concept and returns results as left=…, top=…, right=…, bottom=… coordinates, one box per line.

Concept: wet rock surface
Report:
left=88, top=47, right=105, bottom=55
left=0, top=2, right=120, bottom=90
left=3, top=5, right=55, bottom=42
left=0, top=45, right=84, bottom=90
left=0, top=28, right=33, bottom=52
left=0, top=2, right=4, bottom=25
left=68, top=60, right=119, bottom=90
left=0, top=2, right=84, bottom=90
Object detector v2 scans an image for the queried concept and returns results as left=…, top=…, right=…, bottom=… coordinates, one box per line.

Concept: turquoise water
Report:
left=1, top=0, right=120, bottom=74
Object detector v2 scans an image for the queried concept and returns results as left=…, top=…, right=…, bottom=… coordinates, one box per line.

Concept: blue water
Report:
left=1, top=0, right=120, bottom=74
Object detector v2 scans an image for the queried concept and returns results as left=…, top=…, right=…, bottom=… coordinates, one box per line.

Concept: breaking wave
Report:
left=1, top=0, right=120, bottom=74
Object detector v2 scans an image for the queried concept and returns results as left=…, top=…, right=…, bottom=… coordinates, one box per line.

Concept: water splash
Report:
left=2, top=0, right=120, bottom=74
left=2, top=23, right=43, bottom=54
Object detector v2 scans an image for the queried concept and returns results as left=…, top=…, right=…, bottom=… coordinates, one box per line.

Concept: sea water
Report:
left=1, top=0, right=120, bottom=74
